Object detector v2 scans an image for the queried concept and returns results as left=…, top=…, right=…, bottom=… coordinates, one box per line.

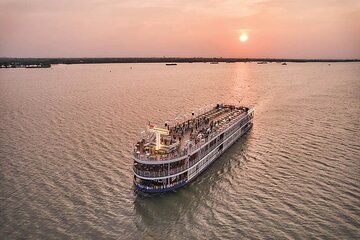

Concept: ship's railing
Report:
left=134, top=128, right=234, bottom=177
left=134, top=114, right=253, bottom=178
left=133, top=131, right=229, bottom=178
left=133, top=149, right=188, bottom=161
left=133, top=163, right=189, bottom=178
left=135, top=179, right=187, bottom=190
left=133, top=132, right=219, bottom=162
left=133, top=110, right=249, bottom=162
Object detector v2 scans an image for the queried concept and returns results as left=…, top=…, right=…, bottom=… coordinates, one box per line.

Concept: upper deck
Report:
left=133, top=104, right=250, bottom=163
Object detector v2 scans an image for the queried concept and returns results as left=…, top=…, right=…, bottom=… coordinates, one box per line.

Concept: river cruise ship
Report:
left=133, top=104, right=254, bottom=193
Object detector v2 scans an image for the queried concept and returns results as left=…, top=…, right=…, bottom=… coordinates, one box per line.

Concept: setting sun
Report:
left=239, top=33, right=248, bottom=42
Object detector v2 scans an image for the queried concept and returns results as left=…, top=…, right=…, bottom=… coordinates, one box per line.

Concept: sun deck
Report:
left=133, top=104, right=250, bottom=162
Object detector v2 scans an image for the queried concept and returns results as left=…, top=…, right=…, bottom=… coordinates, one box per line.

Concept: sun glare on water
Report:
left=239, top=33, right=248, bottom=42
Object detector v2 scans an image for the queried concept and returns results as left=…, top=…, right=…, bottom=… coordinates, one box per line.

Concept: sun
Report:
left=239, top=33, right=248, bottom=42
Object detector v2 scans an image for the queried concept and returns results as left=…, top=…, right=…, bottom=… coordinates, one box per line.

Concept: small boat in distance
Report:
left=257, top=61, right=268, bottom=64
left=166, top=63, right=177, bottom=66
left=282, top=62, right=287, bottom=65
left=132, top=104, right=254, bottom=193
left=210, top=62, right=219, bottom=64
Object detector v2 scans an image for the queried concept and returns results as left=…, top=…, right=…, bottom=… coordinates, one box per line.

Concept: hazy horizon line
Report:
left=1, top=57, right=359, bottom=61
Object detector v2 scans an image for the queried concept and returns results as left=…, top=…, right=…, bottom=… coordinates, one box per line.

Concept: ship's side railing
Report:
left=133, top=133, right=223, bottom=178
left=133, top=149, right=188, bottom=161
left=187, top=117, right=253, bottom=170
left=133, top=110, right=250, bottom=162
left=133, top=163, right=190, bottom=178
left=134, top=112, right=254, bottom=178
left=133, top=123, right=236, bottom=178
left=135, top=179, right=187, bottom=191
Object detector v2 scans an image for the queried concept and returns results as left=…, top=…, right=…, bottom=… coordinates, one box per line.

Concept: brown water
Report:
left=1, top=62, right=359, bottom=239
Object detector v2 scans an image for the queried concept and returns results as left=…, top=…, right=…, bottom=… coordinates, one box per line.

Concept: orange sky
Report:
left=0, top=0, right=359, bottom=58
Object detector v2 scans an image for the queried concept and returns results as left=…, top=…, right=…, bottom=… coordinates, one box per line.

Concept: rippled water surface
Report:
left=1, top=62, right=359, bottom=239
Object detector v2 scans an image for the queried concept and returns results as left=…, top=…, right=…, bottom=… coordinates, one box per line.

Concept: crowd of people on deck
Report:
left=134, top=105, right=247, bottom=159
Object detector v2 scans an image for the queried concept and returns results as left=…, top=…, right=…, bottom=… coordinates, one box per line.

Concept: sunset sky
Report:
left=0, top=0, right=359, bottom=59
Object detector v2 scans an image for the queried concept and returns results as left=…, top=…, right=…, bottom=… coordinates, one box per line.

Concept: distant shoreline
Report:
left=0, top=57, right=359, bottom=68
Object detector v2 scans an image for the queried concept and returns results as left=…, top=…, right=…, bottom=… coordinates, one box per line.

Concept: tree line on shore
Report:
left=0, top=57, right=358, bottom=68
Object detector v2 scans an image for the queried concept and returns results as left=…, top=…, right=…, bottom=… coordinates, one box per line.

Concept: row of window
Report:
left=188, top=143, right=220, bottom=179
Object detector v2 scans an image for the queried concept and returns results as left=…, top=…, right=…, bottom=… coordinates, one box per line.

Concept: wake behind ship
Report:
left=132, top=104, right=254, bottom=193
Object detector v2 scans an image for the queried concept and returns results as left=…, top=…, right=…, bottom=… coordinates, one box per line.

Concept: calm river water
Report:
left=1, top=62, right=359, bottom=239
